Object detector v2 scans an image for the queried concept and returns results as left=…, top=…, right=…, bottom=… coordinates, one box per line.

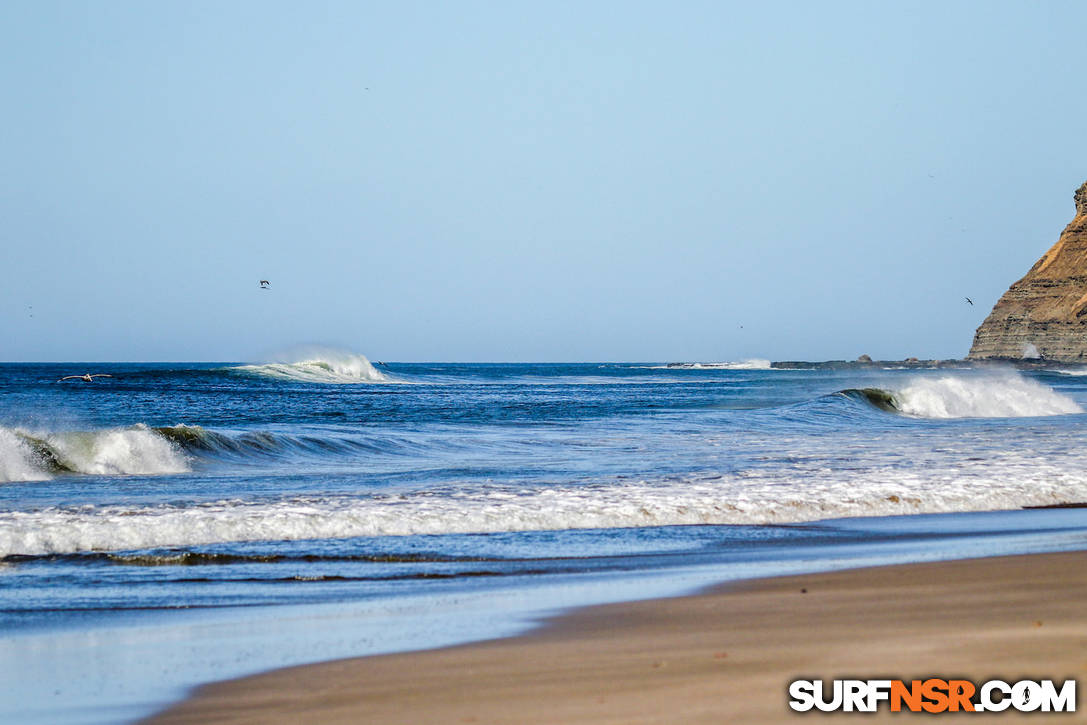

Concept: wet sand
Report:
left=147, top=551, right=1087, bottom=723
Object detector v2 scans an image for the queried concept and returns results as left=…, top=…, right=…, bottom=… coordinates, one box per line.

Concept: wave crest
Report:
left=154, top=424, right=385, bottom=460
left=847, top=373, right=1082, bottom=419
left=0, top=424, right=191, bottom=483
left=235, top=349, right=389, bottom=384
left=5, top=455, right=1087, bottom=556
left=0, top=427, right=52, bottom=482
left=662, top=359, right=772, bottom=370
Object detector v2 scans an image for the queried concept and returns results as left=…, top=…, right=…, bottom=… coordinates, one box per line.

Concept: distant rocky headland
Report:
left=968, top=179, right=1087, bottom=363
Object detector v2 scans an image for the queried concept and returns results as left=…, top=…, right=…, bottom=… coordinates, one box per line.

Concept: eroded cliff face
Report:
left=968, top=181, right=1087, bottom=362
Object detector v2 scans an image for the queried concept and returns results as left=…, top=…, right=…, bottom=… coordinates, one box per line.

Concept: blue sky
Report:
left=2, top=1, right=1085, bottom=362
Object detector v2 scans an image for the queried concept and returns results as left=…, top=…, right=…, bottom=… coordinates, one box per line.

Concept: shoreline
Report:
left=12, top=507, right=1087, bottom=725
left=146, top=549, right=1087, bottom=724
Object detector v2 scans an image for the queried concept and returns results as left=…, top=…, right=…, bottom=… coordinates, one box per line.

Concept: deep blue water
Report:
left=3, top=356, right=1087, bottom=723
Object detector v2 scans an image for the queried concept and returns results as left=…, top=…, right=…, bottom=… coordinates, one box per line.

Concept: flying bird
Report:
left=259, top=280, right=270, bottom=289
left=965, top=297, right=974, bottom=306
left=59, top=374, right=112, bottom=382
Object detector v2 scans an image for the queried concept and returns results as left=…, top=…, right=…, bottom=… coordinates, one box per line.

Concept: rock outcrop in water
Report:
left=968, top=180, right=1087, bottom=362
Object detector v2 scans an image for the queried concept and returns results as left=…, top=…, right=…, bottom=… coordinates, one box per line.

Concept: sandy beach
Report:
left=147, top=550, right=1087, bottom=723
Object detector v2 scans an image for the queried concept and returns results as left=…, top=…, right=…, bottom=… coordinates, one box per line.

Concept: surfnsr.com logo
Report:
left=789, top=679, right=1076, bottom=713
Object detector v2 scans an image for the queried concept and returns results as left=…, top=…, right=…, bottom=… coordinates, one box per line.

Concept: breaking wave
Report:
left=660, top=359, right=773, bottom=370
left=4, top=452, right=1087, bottom=556
left=0, top=427, right=51, bottom=482
left=843, top=372, right=1083, bottom=419
left=235, top=349, right=390, bottom=384
left=0, top=423, right=405, bottom=483
left=0, top=424, right=191, bottom=482
left=1050, top=368, right=1087, bottom=376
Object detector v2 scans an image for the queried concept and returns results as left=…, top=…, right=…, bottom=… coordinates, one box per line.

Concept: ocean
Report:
left=3, top=353, right=1087, bottom=723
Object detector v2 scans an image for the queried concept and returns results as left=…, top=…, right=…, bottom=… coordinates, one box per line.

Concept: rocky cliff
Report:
left=968, top=180, right=1087, bottom=362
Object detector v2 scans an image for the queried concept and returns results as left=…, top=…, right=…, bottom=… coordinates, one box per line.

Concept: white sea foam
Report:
left=0, top=428, right=50, bottom=483
left=0, top=424, right=190, bottom=483
left=891, top=373, right=1083, bottom=419
left=5, top=447, right=1087, bottom=556
left=48, top=425, right=191, bottom=475
left=703, top=359, right=772, bottom=370
left=653, top=359, right=773, bottom=370
left=236, top=348, right=389, bottom=383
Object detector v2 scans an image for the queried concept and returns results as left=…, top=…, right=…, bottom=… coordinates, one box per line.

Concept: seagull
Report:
left=259, top=280, right=270, bottom=289
left=965, top=297, right=974, bottom=306
left=59, top=374, right=112, bottom=382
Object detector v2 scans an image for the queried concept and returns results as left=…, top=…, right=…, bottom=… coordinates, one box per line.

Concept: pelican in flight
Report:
left=59, top=374, right=112, bottom=382
left=259, top=280, right=270, bottom=289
